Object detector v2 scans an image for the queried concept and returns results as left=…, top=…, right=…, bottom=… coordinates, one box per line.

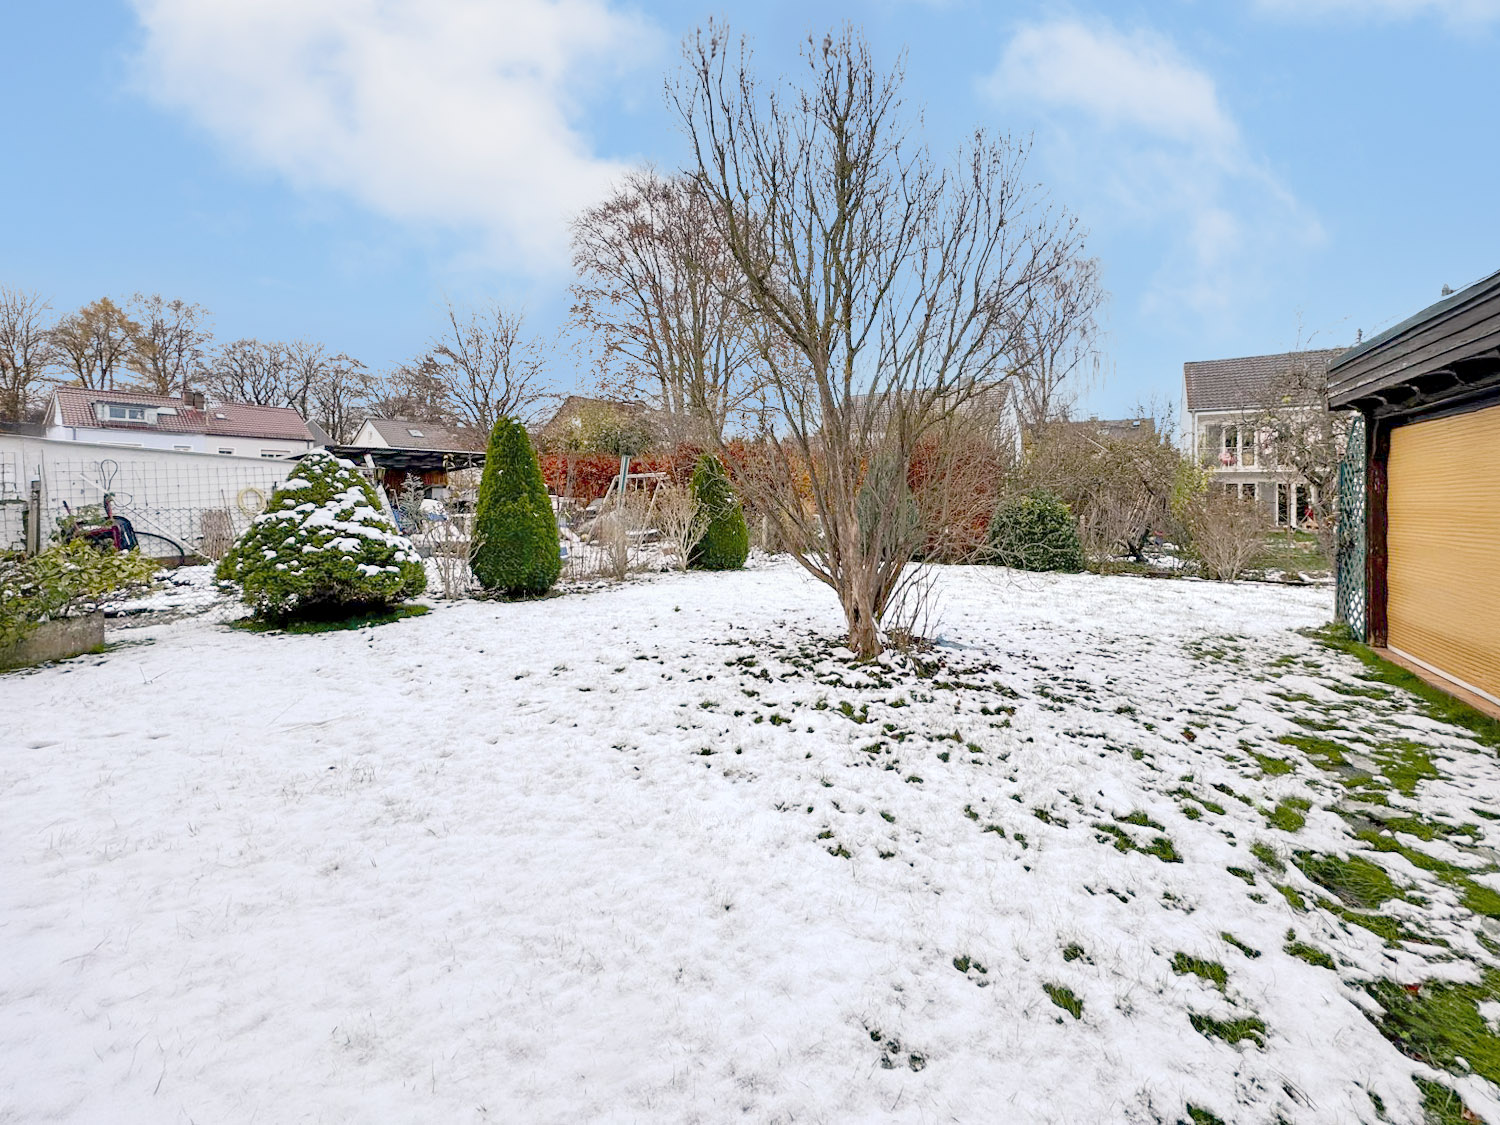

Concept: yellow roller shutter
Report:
left=1387, top=404, right=1500, bottom=704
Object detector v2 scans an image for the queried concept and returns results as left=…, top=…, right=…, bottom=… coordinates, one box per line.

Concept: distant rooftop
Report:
left=1183, top=349, right=1348, bottom=413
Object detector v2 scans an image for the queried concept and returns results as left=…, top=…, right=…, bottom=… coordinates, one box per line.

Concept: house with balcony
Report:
left=1182, top=348, right=1347, bottom=527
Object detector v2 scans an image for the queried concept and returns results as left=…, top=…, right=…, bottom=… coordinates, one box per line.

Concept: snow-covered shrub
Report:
left=1, top=540, right=159, bottom=648
left=215, top=450, right=425, bottom=620
left=689, top=454, right=749, bottom=570
left=987, top=491, right=1085, bottom=572
left=471, top=417, right=561, bottom=596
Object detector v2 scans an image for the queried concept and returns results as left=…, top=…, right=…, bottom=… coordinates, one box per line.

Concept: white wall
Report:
left=0, top=434, right=297, bottom=556
left=44, top=422, right=313, bottom=459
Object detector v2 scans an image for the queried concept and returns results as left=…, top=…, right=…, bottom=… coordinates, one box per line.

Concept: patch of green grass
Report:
left=1366, top=970, right=1500, bottom=1084
left=1293, top=851, right=1398, bottom=911
left=1093, top=823, right=1135, bottom=854
left=1043, top=983, right=1083, bottom=1020
left=1144, top=836, right=1183, bottom=864
left=1358, top=832, right=1500, bottom=920
left=1062, top=942, right=1090, bottom=964
left=1264, top=797, right=1312, bottom=833
left=952, top=954, right=987, bottom=974
left=1227, top=866, right=1256, bottom=886
left=1272, top=883, right=1306, bottom=910
left=1250, top=841, right=1284, bottom=871
left=231, top=603, right=430, bottom=633
left=1182, top=1106, right=1226, bottom=1125
left=1189, top=1013, right=1267, bottom=1048
left=1252, top=752, right=1296, bottom=777
left=1212, top=782, right=1252, bottom=806
left=1284, top=932, right=1335, bottom=970
left=1416, top=1077, right=1481, bottom=1125
left=1370, top=739, right=1440, bottom=797
left=1221, top=932, right=1261, bottom=959
left=1118, top=810, right=1164, bottom=830
left=1303, top=624, right=1500, bottom=750
left=1171, top=953, right=1227, bottom=991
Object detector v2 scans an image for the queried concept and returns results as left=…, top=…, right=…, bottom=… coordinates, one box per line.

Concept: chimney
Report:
left=183, top=390, right=206, bottom=411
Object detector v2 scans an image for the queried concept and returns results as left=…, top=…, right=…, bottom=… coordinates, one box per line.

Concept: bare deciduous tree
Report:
left=572, top=170, right=760, bottom=442
left=0, top=286, right=58, bottom=421
left=1007, top=255, right=1104, bottom=428
left=308, top=350, right=375, bottom=444
left=1253, top=347, right=1349, bottom=561
left=673, top=25, right=1082, bottom=656
left=652, top=481, right=711, bottom=571
left=426, top=301, right=547, bottom=432
left=371, top=357, right=461, bottom=427
left=207, top=338, right=293, bottom=406
left=127, top=294, right=213, bottom=396
left=52, top=298, right=141, bottom=391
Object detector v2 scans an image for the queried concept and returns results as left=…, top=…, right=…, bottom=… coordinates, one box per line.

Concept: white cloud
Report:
left=128, top=0, right=661, bottom=270
left=984, top=20, right=1322, bottom=320
left=1253, top=0, right=1500, bottom=25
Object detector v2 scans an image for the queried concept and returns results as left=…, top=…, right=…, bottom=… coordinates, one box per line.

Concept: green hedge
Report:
left=1, top=540, right=159, bottom=649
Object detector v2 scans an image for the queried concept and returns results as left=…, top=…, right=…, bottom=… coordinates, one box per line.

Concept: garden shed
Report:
left=1329, top=267, right=1500, bottom=711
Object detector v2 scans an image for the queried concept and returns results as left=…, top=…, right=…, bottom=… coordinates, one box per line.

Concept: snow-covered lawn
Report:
left=3, top=562, right=1497, bottom=1124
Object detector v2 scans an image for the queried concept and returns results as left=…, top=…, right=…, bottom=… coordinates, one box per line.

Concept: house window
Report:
left=219, top=448, right=235, bottom=455
left=105, top=405, right=148, bottom=422
left=407, top=428, right=424, bottom=438
left=260, top=450, right=289, bottom=459
left=1241, top=483, right=1257, bottom=503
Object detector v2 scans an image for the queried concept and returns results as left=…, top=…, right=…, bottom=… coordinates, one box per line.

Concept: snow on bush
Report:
left=689, top=454, right=749, bottom=571
left=471, top=417, right=561, bottom=596
left=215, top=450, right=425, bottom=620
left=988, top=490, right=1086, bottom=572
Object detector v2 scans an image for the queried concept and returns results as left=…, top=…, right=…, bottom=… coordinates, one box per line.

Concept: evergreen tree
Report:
left=216, top=450, right=425, bottom=620
left=471, top=417, right=561, bottom=595
left=688, top=454, right=749, bottom=570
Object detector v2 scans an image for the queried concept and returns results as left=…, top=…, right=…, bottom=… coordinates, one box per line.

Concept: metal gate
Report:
left=1334, top=415, right=1367, bottom=636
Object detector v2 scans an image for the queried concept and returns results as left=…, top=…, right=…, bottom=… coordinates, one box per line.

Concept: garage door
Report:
left=1387, top=404, right=1500, bottom=705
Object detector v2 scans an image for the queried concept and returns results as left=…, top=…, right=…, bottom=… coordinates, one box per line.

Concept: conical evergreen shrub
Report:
left=216, top=450, right=425, bottom=620
left=471, top=417, right=561, bottom=596
left=688, top=454, right=749, bottom=571
left=987, top=490, right=1085, bottom=572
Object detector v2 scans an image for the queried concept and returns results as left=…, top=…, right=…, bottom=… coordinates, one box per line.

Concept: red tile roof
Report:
left=51, top=387, right=315, bottom=442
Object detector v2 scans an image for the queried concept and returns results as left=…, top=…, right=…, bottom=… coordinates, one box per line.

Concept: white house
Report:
left=45, top=387, right=320, bottom=459
left=1182, top=348, right=1346, bottom=527
left=349, top=417, right=485, bottom=452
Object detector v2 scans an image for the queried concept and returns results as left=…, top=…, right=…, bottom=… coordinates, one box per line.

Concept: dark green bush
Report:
left=689, top=454, right=749, bottom=571
left=987, top=491, right=1085, bottom=572
left=216, top=450, right=426, bottom=621
left=471, top=417, right=561, bottom=596
left=1, top=540, right=159, bottom=649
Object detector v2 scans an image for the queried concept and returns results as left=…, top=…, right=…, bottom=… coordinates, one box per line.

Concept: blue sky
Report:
left=3, top=0, right=1496, bottom=417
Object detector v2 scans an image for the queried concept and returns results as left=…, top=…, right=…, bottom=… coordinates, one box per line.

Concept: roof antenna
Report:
left=1355, top=328, right=1363, bottom=344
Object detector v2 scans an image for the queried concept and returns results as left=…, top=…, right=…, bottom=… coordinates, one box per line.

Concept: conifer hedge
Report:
left=471, top=417, right=561, bottom=596
left=688, top=454, right=749, bottom=571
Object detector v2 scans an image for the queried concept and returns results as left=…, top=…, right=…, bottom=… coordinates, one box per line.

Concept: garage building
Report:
left=1329, top=268, right=1500, bottom=711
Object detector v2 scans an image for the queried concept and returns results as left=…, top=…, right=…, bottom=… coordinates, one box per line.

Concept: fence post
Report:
left=25, top=479, right=41, bottom=556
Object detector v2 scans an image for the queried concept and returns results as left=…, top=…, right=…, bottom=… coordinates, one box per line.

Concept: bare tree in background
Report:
left=52, top=298, right=141, bottom=391
left=1007, top=255, right=1103, bottom=428
left=127, top=294, right=213, bottom=396
left=370, top=358, right=461, bottom=427
left=0, top=286, right=58, bottom=421
left=308, top=350, right=375, bottom=443
left=1254, top=347, right=1349, bottom=561
left=572, top=169, right=760, bottom=442
left=206, top=339, right=293, bottom=406
left=674, top=25, right=1081, bottom=656
left=426, top=301, right=547, bottom=432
